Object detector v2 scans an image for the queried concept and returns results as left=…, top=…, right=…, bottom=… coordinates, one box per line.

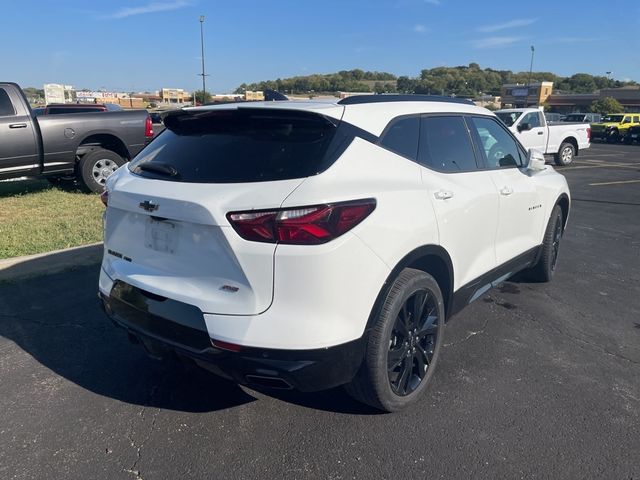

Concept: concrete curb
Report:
left=0, top=243, right=103, bottom=282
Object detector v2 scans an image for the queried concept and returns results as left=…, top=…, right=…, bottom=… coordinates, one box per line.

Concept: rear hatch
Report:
left=103, top=104, right=344, bottom=315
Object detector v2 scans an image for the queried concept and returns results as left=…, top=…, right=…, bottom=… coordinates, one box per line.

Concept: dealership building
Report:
left=545, top=86, right=640, bottom=113
left=500, top=82, right=640, bottom=113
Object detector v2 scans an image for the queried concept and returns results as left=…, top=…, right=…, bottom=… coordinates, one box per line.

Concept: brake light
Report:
left=227, top=199, right=376, bottom=245
left=144, top=116, right=154, bottom=138
left=587, top=127, right=591, bottom=141
left=100, top=190, right=109, bottom=207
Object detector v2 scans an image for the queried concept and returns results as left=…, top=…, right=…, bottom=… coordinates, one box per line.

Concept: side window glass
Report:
left=0, top=88, right=16, bottom=117
left=634, top=116, right=639, bottom=123
left=418, top=116, right=477, bottom=172
left=470, top=116, right=524, bottom=169
left=379, top=116, right=420, bottom=160
left=522, top=112, right=541, bottom=128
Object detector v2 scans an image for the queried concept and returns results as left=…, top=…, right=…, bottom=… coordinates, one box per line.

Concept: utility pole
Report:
left=527, top=45, right=535, bottom=107
left=198, top=15, right=208, bottom=104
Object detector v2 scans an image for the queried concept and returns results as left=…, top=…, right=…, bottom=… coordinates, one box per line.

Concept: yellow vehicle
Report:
left=590, top=113, right=640, bottom=142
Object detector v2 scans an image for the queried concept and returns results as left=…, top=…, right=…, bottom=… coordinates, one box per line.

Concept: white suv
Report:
left=99, top=95, right=570, bottom=412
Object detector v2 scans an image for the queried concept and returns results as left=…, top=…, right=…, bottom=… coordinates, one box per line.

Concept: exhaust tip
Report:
left=245, top=375, right=292, bottom=390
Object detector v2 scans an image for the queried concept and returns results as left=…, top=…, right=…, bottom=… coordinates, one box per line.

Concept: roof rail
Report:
left=337, top=94, right=475, bottom=106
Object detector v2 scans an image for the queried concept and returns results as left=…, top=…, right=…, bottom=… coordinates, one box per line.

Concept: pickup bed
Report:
left=0, top=82, right=152, bottom=192
left=496, top=108, right=590, bottom=166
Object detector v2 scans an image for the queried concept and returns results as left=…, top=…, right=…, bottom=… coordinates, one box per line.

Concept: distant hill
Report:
left=236, top=64, right=636, bottom=97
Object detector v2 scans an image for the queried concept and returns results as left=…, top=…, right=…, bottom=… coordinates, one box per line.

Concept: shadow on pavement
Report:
left=0, top=255, right=377, bottom=415
left=0, top=260, right=255, bottom=413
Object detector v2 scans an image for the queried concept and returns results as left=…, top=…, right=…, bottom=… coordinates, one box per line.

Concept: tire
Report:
left=623, top=135, right=632, bottom=145
left=79, top=148, right=125, bottom=193
left=554, top=142, right=575, bottom=166
left=345, top=268, right=445, bottom=412
left=606, top=129, right=620, bottom=143
left=529, top=205, right=564, bottom=282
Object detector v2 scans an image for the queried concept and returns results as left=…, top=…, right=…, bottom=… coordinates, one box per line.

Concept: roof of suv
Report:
left=183, top=96, right=493, bottom=136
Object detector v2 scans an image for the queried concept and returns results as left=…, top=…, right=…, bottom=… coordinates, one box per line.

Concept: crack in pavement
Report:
left=544, top=322, right=640, bottom=366
left=123, top=377, right=165, bottom=480
left=444, top=317, right=489, bottom=347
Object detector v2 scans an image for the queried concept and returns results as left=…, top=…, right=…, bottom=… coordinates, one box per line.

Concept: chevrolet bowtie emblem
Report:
left=139, top=200, right=159, bottom=212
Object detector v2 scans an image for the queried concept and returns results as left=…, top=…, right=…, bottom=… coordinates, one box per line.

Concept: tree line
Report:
left=235, top=64, right=636, bottom=97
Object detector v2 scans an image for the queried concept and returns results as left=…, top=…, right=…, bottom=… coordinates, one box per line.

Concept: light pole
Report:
left=198, top=15, right=208, bottom=103
left=527, top=45, right=535, bottom=107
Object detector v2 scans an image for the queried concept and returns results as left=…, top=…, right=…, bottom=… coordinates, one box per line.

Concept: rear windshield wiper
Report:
left=136, top=162, right=179, bottom=178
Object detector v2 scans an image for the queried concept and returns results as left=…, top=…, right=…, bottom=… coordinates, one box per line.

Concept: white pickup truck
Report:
left=496, top=108, right=591, bottom=166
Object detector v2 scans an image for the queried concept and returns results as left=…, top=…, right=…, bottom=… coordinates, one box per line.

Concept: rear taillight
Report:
left=227, top=199, right=376, bottom=245
left=587, top=127, right=591, bottom=141
left=100, top=190, right=109, bottom=207
left=144, top=116, right=154, bottom=138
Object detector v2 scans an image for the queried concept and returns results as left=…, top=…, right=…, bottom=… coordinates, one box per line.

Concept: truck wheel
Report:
left=79, top=149, right=125, bottom=193
left=528, top=205, right=564, bottom=282
left=345, top=268, right=445, bottom=412
left=623, top=135, right=632, bottom=145
left=606, top=129, right=620, bottom=143
left=554, top=142, right=575, bottom=166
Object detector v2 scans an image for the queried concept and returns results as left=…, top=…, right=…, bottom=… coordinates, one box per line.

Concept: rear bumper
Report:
left=98, top=283, right=366, bottom=392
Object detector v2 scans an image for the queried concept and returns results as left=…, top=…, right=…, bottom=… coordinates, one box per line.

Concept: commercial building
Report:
left=244, top=90, right=264, bottom=101
left=43, top=84, right=76, bottom=104
left=500, top=82, right=554, bottom=108
left=546, top=86, right=640, bottom=113
left=161, top=88, right=188, bottom=104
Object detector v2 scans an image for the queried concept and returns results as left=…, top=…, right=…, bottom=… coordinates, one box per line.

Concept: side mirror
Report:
left=518, top=122, right=532, bottom=132
left=527, top=149, right=546, bottom=171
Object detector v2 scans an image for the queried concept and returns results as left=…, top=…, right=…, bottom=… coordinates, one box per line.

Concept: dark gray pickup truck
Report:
left=0, top=82, right=153, bottom=192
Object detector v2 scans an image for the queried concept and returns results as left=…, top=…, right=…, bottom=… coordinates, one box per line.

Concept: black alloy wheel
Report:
left=551, top=214, right=563, bottom=273
left=345, top=268, right=445, bottom=412
left=528, top=204, right=564, bottom=282
left=387, top=290, right=439, bottom=396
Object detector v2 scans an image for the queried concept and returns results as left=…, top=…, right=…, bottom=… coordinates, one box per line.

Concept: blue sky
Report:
left=2, top=0, right=639, bottom=93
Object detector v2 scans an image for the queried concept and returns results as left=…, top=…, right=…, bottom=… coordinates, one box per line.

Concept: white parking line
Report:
left=579, top=153, right=625, bottom=158
left=563, top=163, right=640, bottom=170
left=589, top=179, right=640, bottom=186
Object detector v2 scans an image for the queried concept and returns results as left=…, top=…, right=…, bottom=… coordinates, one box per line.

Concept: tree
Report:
left=590, top=97, right=624, bottom=115
left=193, top=90, right=212, bottom=104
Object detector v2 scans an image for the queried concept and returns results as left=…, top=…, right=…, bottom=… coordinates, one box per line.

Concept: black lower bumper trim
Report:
left=100, top=286, right=366, bottom=392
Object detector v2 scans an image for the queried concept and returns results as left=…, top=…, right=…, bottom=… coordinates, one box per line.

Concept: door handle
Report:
left=9, top=123, right=27, bottom=129
left=537, top=131, right=544, bottom=135
left=500, top=186, right=514, bottom=196
left=434, top=190, right=454, bottom=200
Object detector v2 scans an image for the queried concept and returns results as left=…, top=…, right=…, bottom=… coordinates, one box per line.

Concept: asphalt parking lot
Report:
left=1, top=142, right=639, bottom=479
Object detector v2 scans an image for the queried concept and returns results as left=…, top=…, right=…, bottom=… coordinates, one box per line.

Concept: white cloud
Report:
left=104, top=1, right=191, bottom=19
left=414, top=24, right=428, bottom=33
left=477, top=18, right=537, bottom=33
left=473, top=36, right=524, bottom=49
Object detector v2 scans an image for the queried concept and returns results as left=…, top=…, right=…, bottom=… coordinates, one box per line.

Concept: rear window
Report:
left=129, top=109, right=340, bottom=183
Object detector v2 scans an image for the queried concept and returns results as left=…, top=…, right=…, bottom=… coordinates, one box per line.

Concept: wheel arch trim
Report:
left=365, top=244, right=455, bottom=331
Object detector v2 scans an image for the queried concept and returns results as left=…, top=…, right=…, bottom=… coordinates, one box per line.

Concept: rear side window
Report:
left=0, top=88, right=15, bottom=116
left=130, top=109, right=339, bottom=183
left=418, top=116, right=478, bottom=172
left=379, top=116, right=419, bottom=160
